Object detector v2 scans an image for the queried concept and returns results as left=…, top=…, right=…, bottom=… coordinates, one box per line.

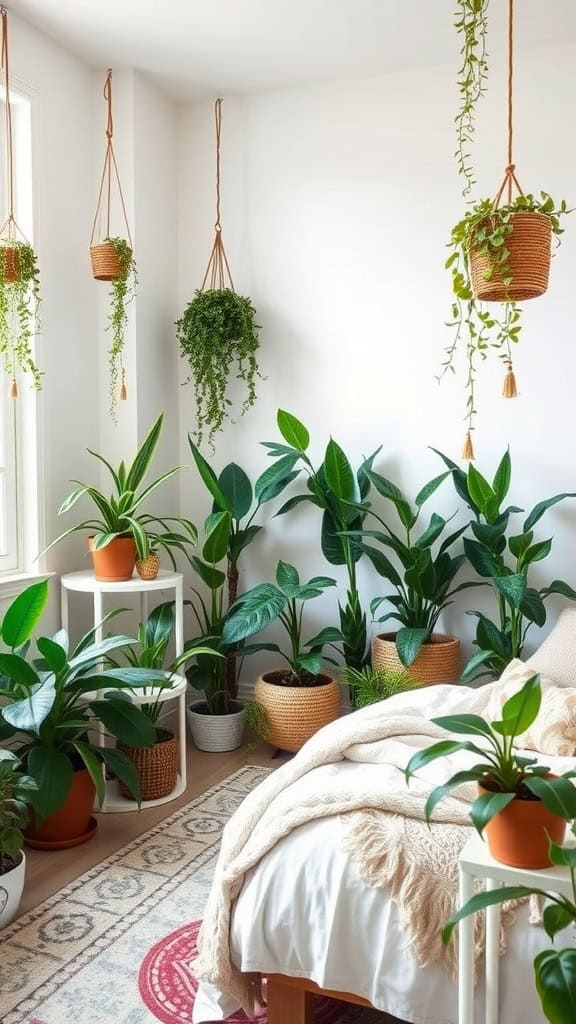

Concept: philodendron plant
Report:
left=436, top=448, right=576, bottom=681
left=264, top=410, right=380, bottom=673
left=343, top=468, right=475, bottom=666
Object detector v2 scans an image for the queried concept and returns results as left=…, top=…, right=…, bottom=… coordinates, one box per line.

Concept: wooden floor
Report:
left=21, top=741, right=287, bottom=915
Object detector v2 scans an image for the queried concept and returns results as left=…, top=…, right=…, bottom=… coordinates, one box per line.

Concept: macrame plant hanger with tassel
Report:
left=201, top=98, right=235, bottom=293
left=0, top=6, right=42, bottom=398
left=90, top=69, right=134, bottom=407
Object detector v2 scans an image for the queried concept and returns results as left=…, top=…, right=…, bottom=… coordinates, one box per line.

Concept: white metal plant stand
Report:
left=457, top=832, right=573, bottom=1024
left=60, top=570, right=187, bottom=812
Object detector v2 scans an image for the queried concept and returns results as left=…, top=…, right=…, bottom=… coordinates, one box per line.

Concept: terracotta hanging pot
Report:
left=479, top=781, right=566, bottom=868
left=469, top=211, right=551, bottom=302
left=117, top=729, right=178, bottom=801
left=90, top=239, right=132, bottom=282
left=372, top=632, right=461, bottom=686
left=25, top=769, right=97, bottom=849
left=254, top=671, right=341, bottom=753
left=88, top=535, right=136, bottom=582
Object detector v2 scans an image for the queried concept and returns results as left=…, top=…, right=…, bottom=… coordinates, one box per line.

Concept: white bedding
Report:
left=194, top=759, right=575, bottom=1024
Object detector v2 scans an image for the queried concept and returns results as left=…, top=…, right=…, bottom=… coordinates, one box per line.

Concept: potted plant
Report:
left=0, top=237, right=42, bottom=394
left=435, top=448, right=576, bottom=682
left=0, top=751, right=37, bottom=928
left=443, top=822, right=576, bottom=1024
left=339, top=664, right=417, bottom=708
left=93, top=236, right=137, bottom=421
left=265, top=409, right=380, bottom=677
left=222, top=560, right=341, bottom=753
left=405, top=673, right=576, bottom=869
left=111, top=603, right=215, bottom=800
left=45, top=413, right=197, bottom=581
left=342, top=467, right=473, bottom=684
left=439, top=192, right=570, bottom=455
left=0, top=579, right=171, bottom=848
left=177, top=289, right=261, bottom=449
left=188, top=439, right=299, bottom=701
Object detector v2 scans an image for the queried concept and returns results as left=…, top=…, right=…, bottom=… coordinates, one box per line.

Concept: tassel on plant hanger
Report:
left=462, top=431, right=475, bottom=461
left=119, top=367, right=127, bottom=401
left=502, top=361, right=518, bottom=398
left=9, top=377, right=17, bottom=398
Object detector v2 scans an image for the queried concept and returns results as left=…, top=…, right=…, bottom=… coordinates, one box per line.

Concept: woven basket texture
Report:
left=2, top=247, right=20, bottom=283
left=117, top=733, right=178, bottom=801
left=372, top=633, right=461, bottom=686
left=254, top=672, right=341, bottom=753
left=187, top=702, right=245, bottom=753
left=469, top=212, right=551, bottom=302
left=90, top=241, right=131, bottom=282
left=136, top=553, right=161, bottom=580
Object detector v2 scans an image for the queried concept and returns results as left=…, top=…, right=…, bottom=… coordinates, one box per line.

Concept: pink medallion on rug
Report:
left=138, top=919, right=351, bottom=1024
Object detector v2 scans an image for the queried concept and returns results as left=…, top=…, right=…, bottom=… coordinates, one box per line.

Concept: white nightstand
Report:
left=457, top=832, right=573, bottom=1024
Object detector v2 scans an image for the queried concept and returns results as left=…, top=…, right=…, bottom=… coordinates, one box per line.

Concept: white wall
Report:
left=177, top=42, right=576, bottom=679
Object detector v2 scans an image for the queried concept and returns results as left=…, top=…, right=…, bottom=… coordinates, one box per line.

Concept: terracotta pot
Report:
left=136, top=550, right=160, bottom=581
left=25, top=769, right=96, bottom=848
left=479, top=782, right=566, bottom=869
left=90, top=241, right=132, bottom=282
left=1, top=246, right=20, bottom=284
left=372, top=632, right=460, bottom=686
left=88, top=535, right=136, bottom=582
left=254, top=671, right=341, bottom=754
left=469, top=212, right=551, bottom=302
left=117, top=729, right=178, bottom=801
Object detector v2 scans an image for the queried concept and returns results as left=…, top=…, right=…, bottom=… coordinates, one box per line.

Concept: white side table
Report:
left=458, top=832, right=573, bottom=1024
left=60, top=570, right=187, bottom=812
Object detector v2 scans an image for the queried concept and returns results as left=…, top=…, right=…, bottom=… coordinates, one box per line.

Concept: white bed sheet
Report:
left=194, top=766, right=574, bottom=1023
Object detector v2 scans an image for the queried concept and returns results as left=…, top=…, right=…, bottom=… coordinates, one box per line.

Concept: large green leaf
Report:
left=125, top=414, right=163, bottom=492
left=525, top=776, right=576, bottom=821
left=521, top=539, right=553, bottom=567
left=492, top=449, right=511, bottom=505
left=467, top=465, right=497, bottom=518
left=321, top=509, right=347, bottom=565
left=255, top=455, right=299, bottom=504
left=367, top=470, right=414, bottom=529
left=357, top=446, right=382, bottom=500
left=425, top=770, right=486, bottom=822
left=470, top=611, right=508, bottom=656
left=222, top=584, right=286, bottom=645
left=276, top=409, right=310, bottom=452
left=72, top=740, right=105, bottom=807
left=495, top=674, right=541, bottom=736
left=463, top=538, right=501, bottom=578
left=470, top=790, right=516, bottom=834
left=89, top=699, right=157, bottom=746
left=36, top=637, right=67, bottom=674
left=541, top=580, right=576, bottom=602
left=431, top=713, right=496, bottom=740
left=405, top=739, right=487, bottom=781
left=323, top=439, right=356, bottom=502
left=461, top=648, right=498, bottom=681
left=548, top=840, right=576, bottom=868
left=542, top=904, right=575, bottom=941
left=493, top=573, right=526, bottom=609
left=508, top=530, right=534, bottom=559
left=218, top=464, right=252, bottom=520
left=202, top=511, right=232, bottom=565
left=535, top=948, right=576, bottom=1024
left=188, top=437, right=230, bottom=511
left=524, top=493, right=576, bottom=532
left=414, top=513, right=446, bottom=549
left=190, top=556, right=225, bottom=590
left=143, top=602, right=174, bottom=652
left=98, top=746, right=142, bottom=805
left=415, top=472, right=452, bottom=508
left=358, top=543, right=402, bottom=587
left=520, top=588, right=547, bottom=627
left=2, top=580, right=49, bottom=649
left=67, top=634, right=139, bottom=677
left=306, top=626, right=344, bottom=647
left=442, top=885, right=540, bottom=945
left=27, top=746, right=74, bottom=820
left=274, top=494, right=313, bottom=517
left=0, top=652, right=40, bottom=688
left=396, top=627, right=429, bottom=667
left=2, top=676, right=56, bottom=732
left=471, top=520, right=508, bottom=554
left=275, top=561, right=300, bottom=595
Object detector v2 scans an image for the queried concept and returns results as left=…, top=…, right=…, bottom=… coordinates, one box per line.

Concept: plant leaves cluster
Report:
left=105, top=236, right=137, bottom=422
left=0, top=750, right=37, bottom=874
left=453, top=0, right=489, bottom=197
left=339, top=664, right=417, bottom=708
left=0, top=239, right=42, bottom=389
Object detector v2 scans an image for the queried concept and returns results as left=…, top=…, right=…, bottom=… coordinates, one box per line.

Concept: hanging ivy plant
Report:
left=0, top=239, right=42, bottom=390
left=105, top=236, right=137, bottom=420
left=454, top=0, right=489, bottom=197
left=439, top=191, right=570, bottom=450
left=176, top=287, right=261, bottom=448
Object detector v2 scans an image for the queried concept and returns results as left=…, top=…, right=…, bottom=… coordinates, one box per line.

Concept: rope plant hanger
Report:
left=90, top=69, right=137, bottom=421
left=439, top=0, right=571, bottom=460
left=0, top=6, right=42, bottom=397
left=176, top=98, right=261, bottom=450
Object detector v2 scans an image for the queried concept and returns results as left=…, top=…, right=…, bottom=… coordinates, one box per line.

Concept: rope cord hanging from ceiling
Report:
left=496, top=0, right=519, bottom=402
left=201, top=98, right=235, bottom=291
left=90, top=69, right=133, bottom=247
left=0, top=7, right=25, bottom=242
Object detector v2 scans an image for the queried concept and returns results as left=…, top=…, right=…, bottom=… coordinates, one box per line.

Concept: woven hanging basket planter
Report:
left=469, top=211, right=551, bottom=302
left=254, top=671, right=341, bottom=753
left=372, top=633, right=461, bottom=687
left=90, top=240, right=133, bottom=282
left=1, top=245, right=20, bottom=284
left=117, top=730, right=178, bottom=802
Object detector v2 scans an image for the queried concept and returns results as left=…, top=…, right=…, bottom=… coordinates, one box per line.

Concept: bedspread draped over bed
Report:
left=193, top=678, right=571, bottom=1015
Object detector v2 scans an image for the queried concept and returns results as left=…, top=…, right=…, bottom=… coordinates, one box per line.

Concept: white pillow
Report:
left=526, top=608, right=576, bottom=688
left=485, top=658, right=576, bottom=758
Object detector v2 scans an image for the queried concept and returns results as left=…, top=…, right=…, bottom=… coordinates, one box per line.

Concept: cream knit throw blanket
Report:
left=194, top=678, right=552, bottom=1013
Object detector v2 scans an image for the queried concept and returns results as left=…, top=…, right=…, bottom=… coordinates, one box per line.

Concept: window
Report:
left=0, top=84, right=39, bottom=577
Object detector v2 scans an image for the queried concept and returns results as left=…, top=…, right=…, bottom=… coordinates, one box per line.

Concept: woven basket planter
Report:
left=372, top=632, right=460, bottom=687
left=117, top=730, right=178, bottom=801
left=187, top=701, right=245, bottom=753
left=469, top=212, right=551, bottom=302
left=136, top=551, right=160, bottom=581
left=90, top=240, right=132, bottom=282
left=1, top=246, right=20, bottom=283
left=254, top=671, right=341, bottom=753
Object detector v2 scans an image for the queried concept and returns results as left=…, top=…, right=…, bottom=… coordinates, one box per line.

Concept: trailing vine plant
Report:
left=105, top=236, right=137, bottom=420
left=0, top=240, right=42, bottom=391
left=454, top=0, right=490, bottom=197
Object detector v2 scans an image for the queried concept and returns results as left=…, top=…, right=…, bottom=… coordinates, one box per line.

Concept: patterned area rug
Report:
left=0, top=766, right=385, bottom=1024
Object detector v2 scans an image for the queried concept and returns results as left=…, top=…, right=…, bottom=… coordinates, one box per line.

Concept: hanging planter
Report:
left=176, top=99, right=261, bottom=450
left=440, top=0, right=571, bottom=460
left=90, top=70, right=137, bottom=421
left=0, top=10, right=42, bottom=397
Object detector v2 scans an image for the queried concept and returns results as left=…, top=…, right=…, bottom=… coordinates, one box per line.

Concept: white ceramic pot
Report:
left=187, top=701, right=245, bottom=753
left=0, top=851, right=25, bottom=929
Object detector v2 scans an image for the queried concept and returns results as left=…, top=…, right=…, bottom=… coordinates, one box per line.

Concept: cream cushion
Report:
left=525, top=607, right=576, bottom=688
left=485, top=658, right=576, bottom=757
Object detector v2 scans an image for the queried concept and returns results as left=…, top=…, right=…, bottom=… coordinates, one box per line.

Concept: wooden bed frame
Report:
left=265, top=973, right=373, bottom=1024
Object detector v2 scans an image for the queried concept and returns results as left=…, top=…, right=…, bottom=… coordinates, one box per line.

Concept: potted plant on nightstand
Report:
left=339, top=665, right=417, bottom=708
left=0, top=751, right=37, bottom=929
left=222, top=560, right=342, bottom=753
left=44, top=413, right=196, bottom=581
left=405, top=673, right=576, bottom=869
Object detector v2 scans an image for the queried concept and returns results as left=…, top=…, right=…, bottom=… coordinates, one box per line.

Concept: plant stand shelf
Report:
left=457, top=832, right=573, bottom=1024
left=60, top=570, right=187, bottom=812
